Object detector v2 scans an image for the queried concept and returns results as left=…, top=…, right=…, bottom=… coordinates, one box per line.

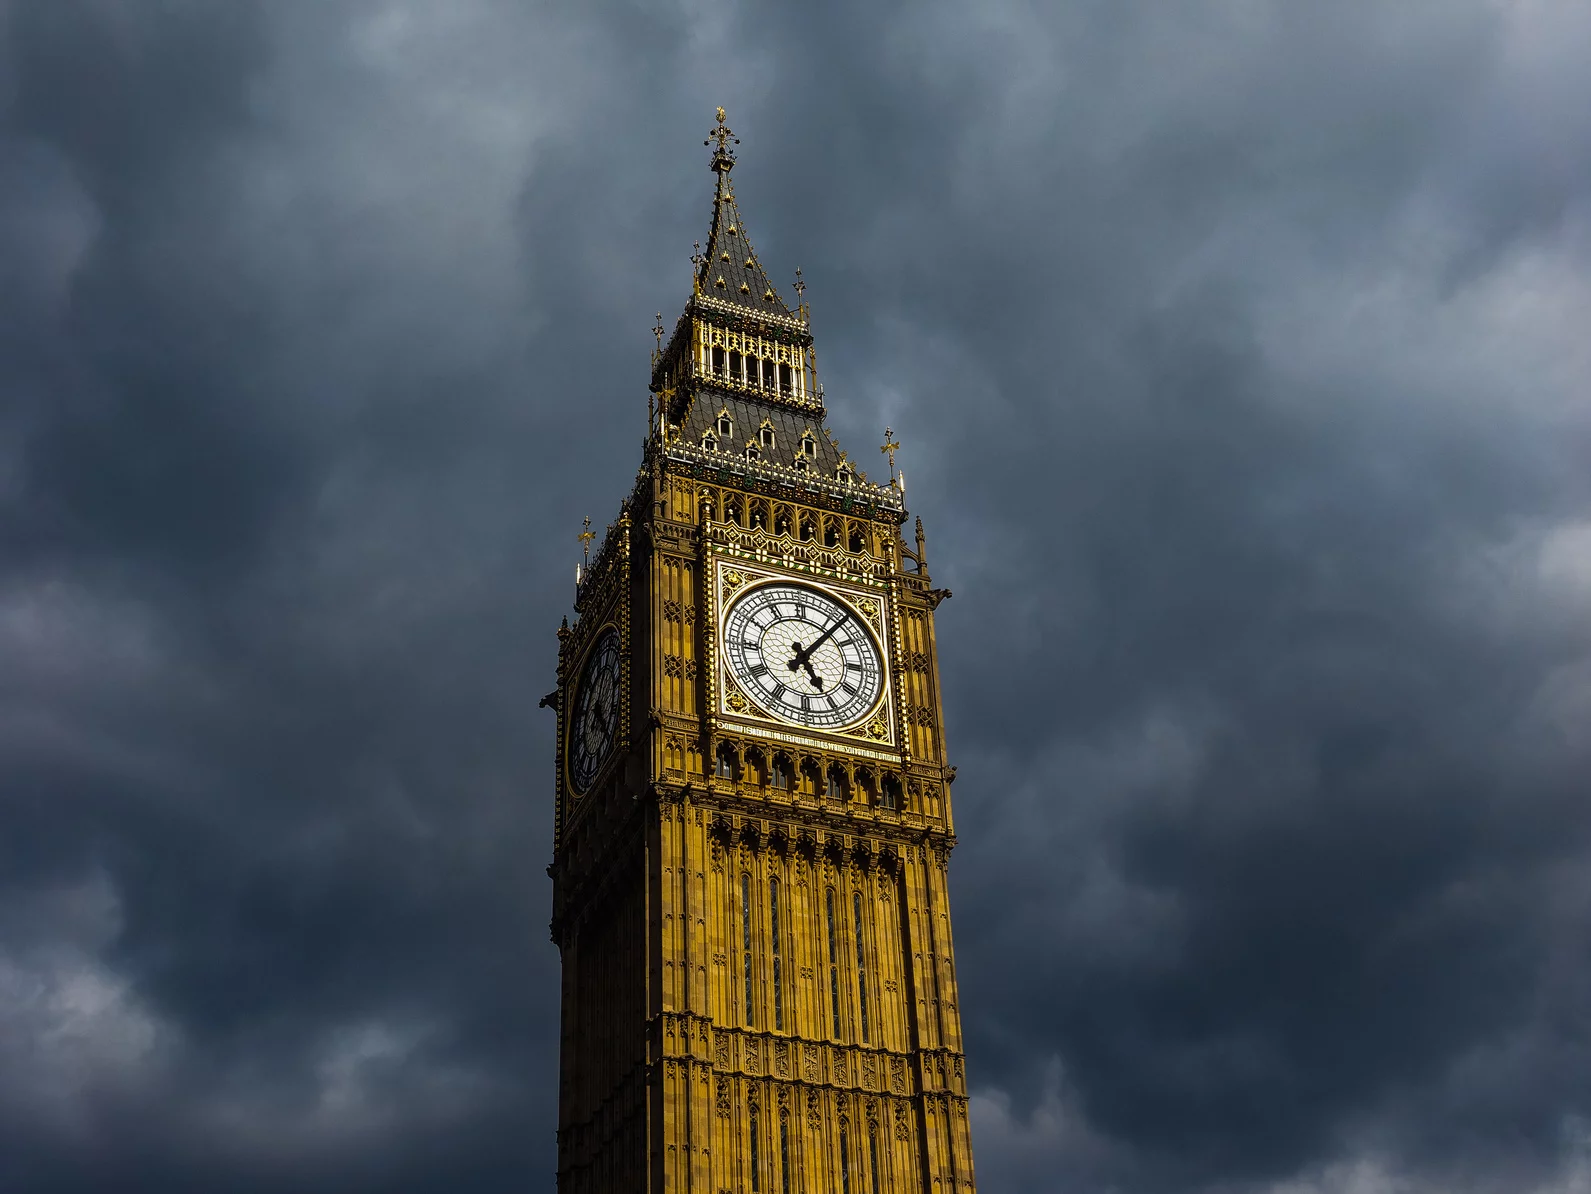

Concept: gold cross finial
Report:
left=705, top=107, right=738, bottom=172
left=880, top=427, right=901, bottom=479
left=653, top=312, right=664, bottom=349
left=578, top=516, right=595, bottom=564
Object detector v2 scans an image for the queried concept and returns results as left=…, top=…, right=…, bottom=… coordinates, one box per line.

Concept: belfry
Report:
left=548, top=110, right=977, bottom=1193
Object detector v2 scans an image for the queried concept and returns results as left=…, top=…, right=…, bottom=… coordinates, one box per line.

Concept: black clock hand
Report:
left=788, top=616, right=845, bottom=670
left=799, top=659, right=823, bottom=689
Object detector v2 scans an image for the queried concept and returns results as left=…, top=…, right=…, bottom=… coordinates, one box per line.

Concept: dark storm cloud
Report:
left=2, top=2, right=1589, bottom=1191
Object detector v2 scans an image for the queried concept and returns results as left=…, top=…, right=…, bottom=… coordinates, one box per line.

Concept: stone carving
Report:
left=895, top=1101, right=912, bottom=1141
left=716, top=1074, right=731, bottom=1117
left=776, top=1041, right=790, bottom=1077
left=890, top=1057, right=907, bottom=1093
left=862, top=1054, right=877, bottom=1089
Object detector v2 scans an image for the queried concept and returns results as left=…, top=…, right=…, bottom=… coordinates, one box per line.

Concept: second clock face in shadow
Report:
left=570, top=628, right=620, bottom=792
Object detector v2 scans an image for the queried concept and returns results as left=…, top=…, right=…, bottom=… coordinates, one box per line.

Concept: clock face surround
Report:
left=721, top=581, right=884, bottom=730
left=569, top=628, right=621, bottom=793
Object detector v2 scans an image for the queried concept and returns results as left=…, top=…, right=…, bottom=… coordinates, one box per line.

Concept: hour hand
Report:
left=800, top=659, right=823, bottom=689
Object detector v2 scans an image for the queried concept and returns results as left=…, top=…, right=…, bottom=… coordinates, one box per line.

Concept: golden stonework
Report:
left=549, top=112, right=976, bottom=1194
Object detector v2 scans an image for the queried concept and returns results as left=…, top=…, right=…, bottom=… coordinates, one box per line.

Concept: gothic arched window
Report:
left=826, top=887, right=842, bottom=1038
left=770, top=878, right=784, bottom=1031
left=742, top=873, right=755, bottom=1027
left=881, top=774, right=901, bottom=811
left=854, top=890, right=870, bottom=1044
left=826, top=765, right=849, bottom=802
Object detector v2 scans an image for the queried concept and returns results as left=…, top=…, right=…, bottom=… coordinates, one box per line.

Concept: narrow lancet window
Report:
left=742, top=873, right=755, bottom=1025
left=869, top=1124, right=882, bottom=1194
left=826, top=888, right=842, bottom=1037
left=770, top=878, right=784, bottom=1030
left=854, top=890, right=870, bottom=1043
left=780, top=1114, right=791, bottom=1194
left=840, top=1127, right=852, bottom=1194
left=750, top=1113, right=761, bottom=1192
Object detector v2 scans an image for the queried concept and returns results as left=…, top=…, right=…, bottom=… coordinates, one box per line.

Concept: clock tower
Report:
left=549, top=111, right=977, bottom=1194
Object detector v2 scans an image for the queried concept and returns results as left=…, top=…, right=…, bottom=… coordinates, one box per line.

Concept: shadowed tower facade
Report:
left=548, top=111, right=977, bottom=1194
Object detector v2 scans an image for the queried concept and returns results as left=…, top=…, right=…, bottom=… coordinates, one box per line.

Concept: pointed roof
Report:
left=696, top=109, right=794, bottom=317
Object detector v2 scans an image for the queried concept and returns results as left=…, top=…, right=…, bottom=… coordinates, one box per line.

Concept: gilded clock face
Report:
left=722, top=583, right=883, bottom=730
left=570, top=628, right=620, bottom=793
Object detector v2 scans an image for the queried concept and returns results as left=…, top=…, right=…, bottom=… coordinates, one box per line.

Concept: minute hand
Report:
left=789, top=616, right=846, bottom=669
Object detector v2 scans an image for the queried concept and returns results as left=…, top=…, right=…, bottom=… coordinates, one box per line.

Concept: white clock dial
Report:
left=569, top=628, right=620, bottom=793
left=722, top=583, right=884, bottom=730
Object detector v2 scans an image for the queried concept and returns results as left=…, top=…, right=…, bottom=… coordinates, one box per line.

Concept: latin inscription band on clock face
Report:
left=722, top=582, right=883, bottom=730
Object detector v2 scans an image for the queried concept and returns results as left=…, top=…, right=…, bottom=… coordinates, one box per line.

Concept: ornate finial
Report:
left=578, top=516, right=595, bottom=564
left=880, top=427, right=901, bottom=481
left=706, top=106, right=738, bottom=173
left=653, top=312, right=664, bottom=349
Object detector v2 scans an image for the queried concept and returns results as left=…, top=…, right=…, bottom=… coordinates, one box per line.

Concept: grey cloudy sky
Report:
left=2, top=2, right=1590, bottom=1191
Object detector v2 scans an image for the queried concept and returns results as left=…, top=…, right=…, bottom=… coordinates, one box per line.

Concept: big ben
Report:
left=548, top=111, right=977, bottom=1194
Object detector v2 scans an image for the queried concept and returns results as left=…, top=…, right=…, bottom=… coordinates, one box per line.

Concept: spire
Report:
left=696, top=107, right=795, bottom=317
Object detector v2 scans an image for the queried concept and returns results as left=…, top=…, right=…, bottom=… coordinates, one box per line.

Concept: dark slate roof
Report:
left=678, top=389, right=857, bottom=480
left=696, top=164, right=794, bottom=318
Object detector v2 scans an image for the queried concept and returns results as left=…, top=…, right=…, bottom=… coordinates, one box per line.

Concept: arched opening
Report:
left=743, top=747, right=766, bottom=786
left=715, top=743, right=739, bottom=780
left=729, top=349, right=742, bottom=379
left=799, top=758, right=821, bottom=797
left=826, top=765, right=849, bottom=802
left=800, top=516, right=816, bottom=542
left=780, top=362, right=793, bottom=394
left=725, top=498, right=743, bottom=527
left=749, top=501, right=769, bottom=530
left=823, top=521, right=840, bottom=548
left=771, top=753, right=793, bottom=791
left=856, top=769, right=878, bottom=805
left=711, top=345, right=725, bottom=375
left=848, top=525, right=866, bottom=553
left=773, top=508, right=792, bottom=537
left=881, top=774, right=901, bottom=811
